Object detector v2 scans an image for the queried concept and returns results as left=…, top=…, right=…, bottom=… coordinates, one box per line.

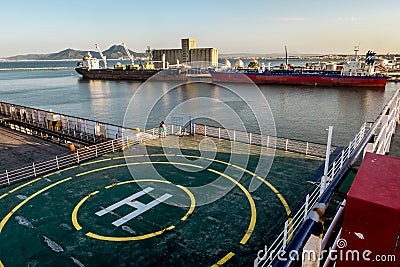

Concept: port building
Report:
left=152, top=38, right=218, bottom=67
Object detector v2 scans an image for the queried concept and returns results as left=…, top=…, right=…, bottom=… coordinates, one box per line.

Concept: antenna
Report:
left=285, top=45, right=288, bottom=66
left=354, top=44, right=360, bottom=58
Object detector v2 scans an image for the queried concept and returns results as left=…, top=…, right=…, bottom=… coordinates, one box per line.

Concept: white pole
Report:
left=162, top=54, right=166, bottom=69
left=320, top=126, right=333, bottom=196
left=56, top=156, right=59, bottom=170
left=283, top=220, right=289, bottom=249
left=304, top=194, right=310, bottom=220
left=6, top=170, right=10, bottom=185
left=33, top=162, right=37, bottom=177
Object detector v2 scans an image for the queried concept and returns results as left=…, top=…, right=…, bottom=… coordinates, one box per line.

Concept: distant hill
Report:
left=5, top=45, right=146, bottom=60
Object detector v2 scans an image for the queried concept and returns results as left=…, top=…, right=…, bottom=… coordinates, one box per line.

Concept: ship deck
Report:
left=0, top=135, right=323, bottom=266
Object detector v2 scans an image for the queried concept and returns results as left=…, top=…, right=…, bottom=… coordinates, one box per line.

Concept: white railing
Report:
left=0, top=128, right=159, bottom=188
left=170, top=123, right=335, bottom=158
left=256, top=88, right=400, bottom=267
left=364, top=89, right=400, bottom=155
left=0, top=101, right=125, bottom=140
left=255, top=122, right=369, bottom=267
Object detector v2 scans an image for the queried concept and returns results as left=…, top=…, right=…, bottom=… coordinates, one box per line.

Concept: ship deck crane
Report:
left=95, top=44, right=107, bottom=69
left=122, top=42, right=134, bottom=65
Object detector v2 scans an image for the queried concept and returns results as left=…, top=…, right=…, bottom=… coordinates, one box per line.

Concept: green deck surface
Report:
left=0, top=135, right=323, bottom=266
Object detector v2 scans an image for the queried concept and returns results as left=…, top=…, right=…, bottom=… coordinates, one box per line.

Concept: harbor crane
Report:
left=122, top=42, right=134, bottom=65
left=95, top=44, right=107, bottom=69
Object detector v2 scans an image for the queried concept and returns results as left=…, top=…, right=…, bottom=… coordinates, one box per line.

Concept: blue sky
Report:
left=1, top=0, right=399, bottom=57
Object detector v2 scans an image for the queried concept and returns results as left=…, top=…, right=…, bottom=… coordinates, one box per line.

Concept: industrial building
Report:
left=152, top=38, right=218, bottom=68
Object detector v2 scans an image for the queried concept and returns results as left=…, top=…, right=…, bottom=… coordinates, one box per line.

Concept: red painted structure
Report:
left=337, top=153, right=400, bottom=266
left=210, top=71, right=387, bottom=87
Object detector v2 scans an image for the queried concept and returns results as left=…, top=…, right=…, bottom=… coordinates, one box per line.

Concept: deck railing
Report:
left=255, top=89, right=400, bottom=267
left=0, top=128, right=159, bottom=188
left=254, top=121, right=369, bottom=266
left=0, top=101, right=125, bottom=142
left=168, top=123, right=335, bottom=158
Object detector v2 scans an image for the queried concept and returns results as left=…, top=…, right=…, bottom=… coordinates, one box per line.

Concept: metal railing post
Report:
left=347, top=140, right=352, bottom=158
left=233, top=130, right=236, bottom=142
left=193, top=124, right=196, bottom=135
left=304, top=194, right=310, bottom=220
left=33, top=162, right=37, bottom=177
left=267, top=135, right=270, bottom=148
left=77, top=150, right=80, bottom=164
left=56, top=156, right=59, bottom=170
left=95, top=145, right=98, bottom=157
left=249, top=132, right=252, bottom=144
left=112, top=140, right=115, bottom=152
left=305, top=142, right=309, bottom=155
left=6, top=170, right=10, bottom=185
left=331, top=161, right=336, bottom=181
left=320, top=126, right=333, bottom=196
left=285, top=139, right=289, bottom=151
left=340, top=150, right=344, bottom=169
left=218, top=127, right=221, bottom=139
left=283, top=220, right=289, bottom=249
left=204, top=125, right=207, bottom=136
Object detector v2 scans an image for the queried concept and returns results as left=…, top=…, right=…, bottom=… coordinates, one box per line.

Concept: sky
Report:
left=1, top=0, right=399, bottom=57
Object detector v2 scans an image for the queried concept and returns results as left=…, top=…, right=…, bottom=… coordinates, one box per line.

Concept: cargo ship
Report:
left=75, top=43, right=187, bottom=81
left=211, top=48, right=387, bottom=87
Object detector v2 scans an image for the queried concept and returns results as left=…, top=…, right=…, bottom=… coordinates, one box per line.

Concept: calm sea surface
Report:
left=0, top=60, right=397, bottom=146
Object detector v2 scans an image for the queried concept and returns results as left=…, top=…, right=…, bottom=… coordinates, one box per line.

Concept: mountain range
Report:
left=4, top=45, right=146, bottom=60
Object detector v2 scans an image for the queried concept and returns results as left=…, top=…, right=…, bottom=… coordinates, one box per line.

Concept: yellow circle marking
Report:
left=71, top=179, right=195, bottom=242
left=211, top=252, right=235, bottom=267
left=75, top=161, right=203, bottom=177
left=0, top=177, right=72, bottom=233
left=207, top=168, right=256, bottom=245
left=141, top=154, right=291, bottom=216
left=72, top=190, right=100, bottom=231
left=86, top=226, right=176, bottom=242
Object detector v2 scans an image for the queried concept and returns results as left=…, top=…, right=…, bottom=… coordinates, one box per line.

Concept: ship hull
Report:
left=75, top=67, right=160, bottom=80
left=211, top=71, right=387, bottom=87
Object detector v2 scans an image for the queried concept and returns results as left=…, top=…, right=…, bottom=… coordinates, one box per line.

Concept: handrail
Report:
left=176, top=123, right=336, bottom=158
left=0, top=128, right=159, bottom=188
left=257, top=89, right=400, bottom=267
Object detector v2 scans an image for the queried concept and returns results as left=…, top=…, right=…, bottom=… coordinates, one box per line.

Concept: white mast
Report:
left=95, top=44, right=107, bottom=68
left=122, top=42, right=134, bottom=65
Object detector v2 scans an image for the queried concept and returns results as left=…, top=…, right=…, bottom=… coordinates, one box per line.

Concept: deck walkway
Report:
left=0, top=126, right=68, bottom=172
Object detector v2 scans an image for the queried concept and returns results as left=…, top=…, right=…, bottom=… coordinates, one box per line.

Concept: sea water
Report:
left=0, top=60, right=397, bottom=146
